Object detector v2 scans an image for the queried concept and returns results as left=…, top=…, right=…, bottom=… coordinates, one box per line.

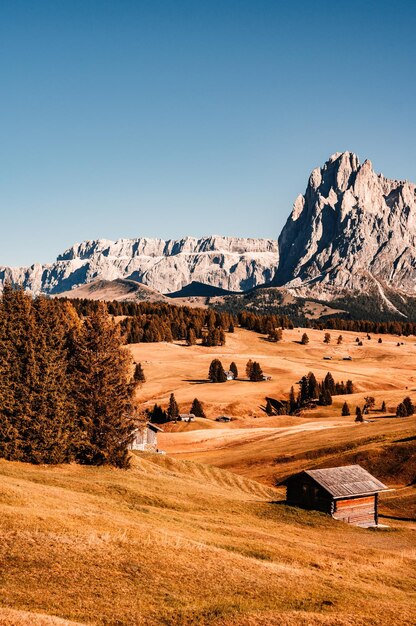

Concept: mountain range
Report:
left=2, top=152, right=416, bottom=316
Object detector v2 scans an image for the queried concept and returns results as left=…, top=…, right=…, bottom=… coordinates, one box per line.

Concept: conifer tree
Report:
left=289, top=386, right=297, bottom=415
left=301, top=333, right=309, bottom=345
left=324, top=372, right=335, bottom=395
left=208, top=359, right=227, bottom=383
left=228, top=322, right=235, bottom=333
left=245, top=359, right=254, bottom=379
left=341, top=401, right=350, bottom=416
left=307, top=372, right=319, bottom=399
left=396, top=402, right=407, bottom=417
left=403, top=396, right=414, bottom=416
left=355, top=406, right=363, bottom=422
left=324, top=332, right=331, bottom=344
left=229, top=362, right=238, bottom=379
left=134, top=362, right=146, bottom=384
left=148, top=403, right=167, bottom=424
left=265, top=399, right=274, bottom=416
left=346, top=380, right=354, bottom=394
left=337, top=335, right=343, bottom=345
left=190, top=398, right=206, bottom=418
left=249, top=361, right=263, bottom=382
left=71, top=303, right=137, bottom=468
left=186, top=328, right=197, bottom=346
left=381, top=400, right=386, bottom=413
left=167, top=393, right=179, bottom=421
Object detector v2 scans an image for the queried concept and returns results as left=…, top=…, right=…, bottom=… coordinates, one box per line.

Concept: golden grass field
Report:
left=1, top=326, right=415, bottom=625
left=1, top=454, right=415, bottom=626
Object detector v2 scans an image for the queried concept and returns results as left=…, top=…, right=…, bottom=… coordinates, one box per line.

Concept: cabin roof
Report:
left=147, top=422, right=163, bottom=432
left=302, top=465, right=388, bottom=498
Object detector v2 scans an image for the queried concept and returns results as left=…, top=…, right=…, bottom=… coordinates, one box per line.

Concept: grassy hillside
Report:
left=0, top=455, right=415, bottom=626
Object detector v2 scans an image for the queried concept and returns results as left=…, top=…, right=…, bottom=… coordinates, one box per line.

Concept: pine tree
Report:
left=396, top=402, right=407, bottom=417
left=71, top=303, right=137, bottom=468
left=228, top=322, right=235, bottom=333
left=190, top=398, right=206, bottom=418
left=300, top=376, right=309, bottom=404
left=229, top=362, right=238, bottom=379
left=245, top=359, right=254, bottom=379
left=186, top=328, right=197, bottom=346
left=307, top=372, right=319, bottom=399
left=148, top=403, right=167, bottom=424
left=301, top=333, right=309, bottom=345
left=346, top=380, right=354, bottom=394
left=289, top=386, right=297, bottom=415
left=402, top=396, right=414, bottom=416
left=319, top=387, right=332, bottom=406
left=355, top=406, right=363, bottom=422
left=324, top=372, right=335, bottom=395
left=249, top=362, right=263, bottom=382
left=323, top=332, right=331, bottom=344
left=265, top=399, right=274, bottom=416
left=167, top=393, right=179, bottom=421
left=208, top=359, right=227, bottom=383
left=381, top=400, right=387, bottom=413
left=337, top=335, right=343, bottom=345
left=341, top=401, right=350, bottom=416
left=134, top=362, right=146, bottom=384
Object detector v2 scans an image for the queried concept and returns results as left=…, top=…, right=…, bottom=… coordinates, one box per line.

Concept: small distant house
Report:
left=178, top=413, right=195, bottom=422
left=129, top=423, right=163, bottom=452
left=343, top=356, right=353, bottom=361
left=284, top=465, right=389, bottom=527
left=323, top=356, right=332, bottom=360
left=262, top=374, right=272, bottom=381
left=225, top=370, right=235, bottom=381
left=215, top=415, right=232, bottom=422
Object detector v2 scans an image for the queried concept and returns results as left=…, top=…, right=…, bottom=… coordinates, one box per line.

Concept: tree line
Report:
left=0, top=286, right=139, bottom=468
left=64, top=298, right=234, bottom=345
left=147, top=394, right=206, bottom=423
left=265, top=371, right=354, bottom=416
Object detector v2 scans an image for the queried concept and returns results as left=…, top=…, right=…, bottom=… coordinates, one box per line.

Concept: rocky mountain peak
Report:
left=275, top=152, right=416, bottom=302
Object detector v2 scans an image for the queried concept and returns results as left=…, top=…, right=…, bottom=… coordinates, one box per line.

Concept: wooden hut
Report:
left=129, top=423, right=163, bottom=452
left=284, top=465, right=389, bottom=527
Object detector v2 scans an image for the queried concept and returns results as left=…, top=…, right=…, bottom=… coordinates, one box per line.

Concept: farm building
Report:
left=284, top=465, right=389, bottom=527
left=215, top=415, right=232, bottom=422
left=178, top=414, right=195, bottom=422
left=225, top=370, right=235, bottom=380
left=129, top=423, right=163, bottom=452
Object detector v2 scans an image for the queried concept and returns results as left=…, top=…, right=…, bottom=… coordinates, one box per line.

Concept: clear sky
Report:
left=1, top=0, right=415, bottom=266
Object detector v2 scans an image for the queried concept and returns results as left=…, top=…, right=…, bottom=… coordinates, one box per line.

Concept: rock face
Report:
left=0, top=236, right=278, bottom=295
left=275, top=152, right=416, bottom=301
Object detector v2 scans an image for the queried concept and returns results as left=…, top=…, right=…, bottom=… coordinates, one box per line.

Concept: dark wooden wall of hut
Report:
left=285, top=474, right=333, bottom=514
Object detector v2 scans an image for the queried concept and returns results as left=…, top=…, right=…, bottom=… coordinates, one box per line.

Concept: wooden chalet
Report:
left=284, top=465, right=389, bottom=527
left=178, top=413, right=195, bottom=422
left=129, top=423, right=163, bottom=452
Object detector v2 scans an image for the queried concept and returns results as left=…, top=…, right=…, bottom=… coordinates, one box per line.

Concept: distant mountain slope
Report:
left=275, top=152, right=416, bottom=304
left=166, top=280, right=239, bottom=298
left=0, top=236, right=278, bottom=295
left=56, top=278, right=170, bottom=302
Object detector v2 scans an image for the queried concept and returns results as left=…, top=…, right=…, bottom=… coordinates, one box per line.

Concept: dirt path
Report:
left=160, top=419, right=346, bottom=454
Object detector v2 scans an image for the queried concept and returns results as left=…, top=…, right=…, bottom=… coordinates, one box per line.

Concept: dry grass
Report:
left=130, top=326, right=416, bottom=419
left=0, top=456, right=415, bottom=625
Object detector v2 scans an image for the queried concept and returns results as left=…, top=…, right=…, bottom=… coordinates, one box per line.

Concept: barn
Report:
left=129, top=423, right=163, bottom=452
left=284, top=465, right=389, bottom=527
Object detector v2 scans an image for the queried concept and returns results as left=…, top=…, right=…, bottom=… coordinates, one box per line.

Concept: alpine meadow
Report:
left=1, top=2, right=416, bottom=625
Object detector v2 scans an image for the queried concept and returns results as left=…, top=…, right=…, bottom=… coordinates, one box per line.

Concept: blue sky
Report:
left=1, top=0, right=415, bottom=266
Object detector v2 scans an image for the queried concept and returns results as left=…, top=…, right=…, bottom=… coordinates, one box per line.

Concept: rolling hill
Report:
left=0, top=454, right=415, bottom=626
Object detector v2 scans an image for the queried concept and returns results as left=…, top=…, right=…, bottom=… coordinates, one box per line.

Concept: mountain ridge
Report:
left=2, top=152, right=416, bottom=310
